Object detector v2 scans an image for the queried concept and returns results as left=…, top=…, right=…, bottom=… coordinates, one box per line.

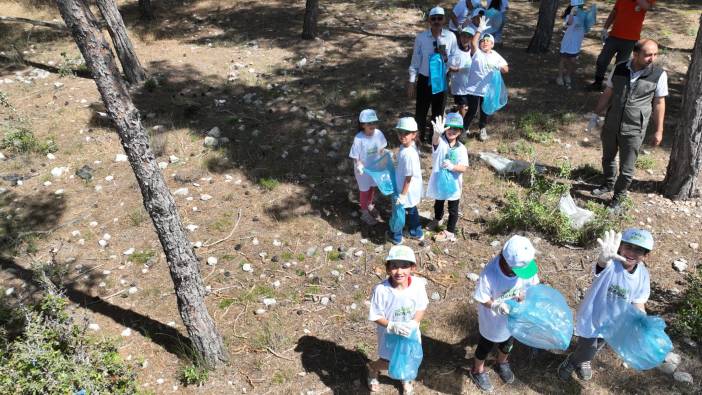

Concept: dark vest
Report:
left=603, top=61, right=664, bottom=135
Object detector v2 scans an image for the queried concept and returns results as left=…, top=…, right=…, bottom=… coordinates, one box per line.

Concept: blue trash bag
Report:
left=364, top=152, right=397, bottom=196
left=389, top=198, right=405, bottom=234
left=485, top=8, right=504, bottom=36
left=387, top=328, right=424, bottom=381
left=481, top=70, right=508, bottom=115
left=435, top=168, right=459, bottom=200
left=506, top=285, right=574, bottom=351
left=429, top=53, right=446, bottom=95
left=599, top=301, right=673, bottom=370
left=583, top=4, right=597, bottom=33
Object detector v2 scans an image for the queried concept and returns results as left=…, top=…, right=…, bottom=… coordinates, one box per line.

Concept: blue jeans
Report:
left=390, top=206, right=423, bottom=243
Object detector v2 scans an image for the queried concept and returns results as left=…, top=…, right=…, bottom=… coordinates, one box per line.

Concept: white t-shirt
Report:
left=395, top=144, right=423, bottom=208
left=368, top=276, right=429, bottom=360
left=449, top=49, right=474, bottom=95
left=449, top=1, right=471, bottom=31
left=465, top=50, right=508, bottom=97
left=560, top=14, right=586, bottom=55
left=425, top=136, right=469, bottom=201
left=473, top=256, right=540, bottom=342
left=349, top=129, right=387, bottom=192
left=605, top=60, right=669, bottom=97
left=575, top=261, right=650, bottom=338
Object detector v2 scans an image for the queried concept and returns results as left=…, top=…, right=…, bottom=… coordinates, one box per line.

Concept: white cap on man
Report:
left=429, top=6, right=445, bottom=16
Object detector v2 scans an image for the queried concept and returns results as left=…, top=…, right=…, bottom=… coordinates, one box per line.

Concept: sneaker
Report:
left=607, top=193, right=626, bottom=214
left=407, top=229, right=424, bottom=241
left=557, top=357, right=575, bottom=381
left=402, top=380, right=414, bottom=395
left=556, top=75, right=564, bottom=86
left=496, top=362, right=515, bottom=384
left=469, top=370, right=494, bottom=393
left=387, top=232, right=403, bottom=245
left=591, top=185, right=613, bottom=197
left=587, top=81, right=603, bottom=92
left=576, top=361, right=593, bottom=381
left=360, top=210, right=378, bottom=225
left=478, top=128, right=489, bottom=141
left=434, top=230, right=457, bottom=242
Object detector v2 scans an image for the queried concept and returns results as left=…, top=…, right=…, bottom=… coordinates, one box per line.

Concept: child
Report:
left=464, top=24, right=509, bottom=142
left=349, top=109, right=387, bottom=225
left=368, top=245, right=429, bottom=394
left=449, top=26, right=478, bottom=131
left=389, top=117, right=424, bottom=245
left=557, top=0, right=588, bottom=89
left=471, top=235, right=539, bottom=392
left=558, top=228, right=652, bottom=381
left=426, top=113, right=469, bottom=242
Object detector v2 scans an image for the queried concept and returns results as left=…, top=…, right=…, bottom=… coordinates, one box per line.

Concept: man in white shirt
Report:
left=408, top=6, right=459, bottom=143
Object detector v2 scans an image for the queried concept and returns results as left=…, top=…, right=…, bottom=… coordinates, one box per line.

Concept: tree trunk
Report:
left=527, top=0, right=559, bottom=53
left=55, top=0, right=228, bottom=366
left=662, top=16, right=702, bottom=200
left=138, top=0, right=154, bottom=20
left=95, top=0, right=146, bottom=84
left=301, top=0, right=318, bottom=40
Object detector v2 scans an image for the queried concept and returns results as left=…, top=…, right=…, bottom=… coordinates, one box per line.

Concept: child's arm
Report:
left=374, top=317, right=390, bottom=327
left=401, top=176, right=412, bottom=195
left=412, top=310, right=426, bottom=323
left=633, top=303, right=646, bottom=313
left=499, top=63, right=509, bottom=74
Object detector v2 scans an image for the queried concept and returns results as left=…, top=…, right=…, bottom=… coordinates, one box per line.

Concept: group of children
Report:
left=368, top=228, right=655, bottom=393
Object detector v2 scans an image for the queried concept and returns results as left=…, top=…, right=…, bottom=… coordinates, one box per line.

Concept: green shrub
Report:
left=129, top=250, right=155, bottom=265
left=517, top=112, right=558, bottom=144
left=180, top=364, right=209, bottom=386
left=675, top=267, right=702, bottom=342
left=635, top=155, right=655, bottom=170
left=258, top=177, right=280, bottom=191
left=0, top=295, right=138, bottom=394
left=1, top=124, right=58, bottom=155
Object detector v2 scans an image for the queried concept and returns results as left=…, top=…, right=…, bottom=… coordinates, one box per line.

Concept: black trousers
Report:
left=475, top=334, right=514, bottom=361
left=434, top=199, right=459, bottom=233
left=415, top=74, right=446, bottom=140
left=464, top=94, right=488, bottom=130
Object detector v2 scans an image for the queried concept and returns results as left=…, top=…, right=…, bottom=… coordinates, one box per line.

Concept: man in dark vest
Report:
left=589, top=39, right=667, bottom=211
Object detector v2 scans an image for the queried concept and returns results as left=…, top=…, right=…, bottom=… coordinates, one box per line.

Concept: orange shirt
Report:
left=610, top=0, right=654, bottom=41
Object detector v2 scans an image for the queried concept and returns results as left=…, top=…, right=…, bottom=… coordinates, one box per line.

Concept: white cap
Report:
left=359, top=109, right=379, bottom=123
left=395, top=117, right=418, bottom=132
left=501, top=235, right=538, bottom=279
left=570, top=0, right=584, bottom=6
left=429, top=6, right=445, bottom=16
left=385, top=245, right=416, bottom=264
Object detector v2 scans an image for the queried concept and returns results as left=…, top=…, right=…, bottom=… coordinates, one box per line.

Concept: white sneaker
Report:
left=360, top=210, right=378, bottom=225
left=556, top=75, right=564, bottom=86
left=478, top=128, right=489, bottom=141
left=434, top=230, right=457, bottom=242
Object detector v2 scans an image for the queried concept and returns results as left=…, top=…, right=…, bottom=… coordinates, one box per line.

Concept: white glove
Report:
left=597, top=229, right=627, bottom=267
left=491, top=301, right=510, bottom=315
left=401, top=320, right=419, bottom=337
left=396, top=194, right=409, bottom=207
left=584, top=112, right=601, bottom=133
left=441, top=160, right=455, bottom=171
left=477, top=16, right=491, bottom=33
left=383, top=148, right=394, bottom=160
left=431, top=115, right=447, bottom=140
left=601, top=28, right=609, bottom=43
left=356, top=162, right=364, bottom=175
left=387, top=321, right=405, bottom=336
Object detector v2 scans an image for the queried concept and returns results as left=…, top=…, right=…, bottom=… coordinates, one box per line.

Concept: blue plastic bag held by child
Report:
left=485, top=8, right=504, bottom=36
left=600, top=301, right=673, bottom=370
left=387, top=328, right=424, bottom=381
left=364, top=151, right=397, bottom=196
left=389, top=196, right=406, bottom=234
left=435, top=168, right=459, bottom=200
left=429, top=53, right=446, bottom=95
left=505, top=284, right=573, bottom=351
left=583, top=5, right=597, bottom=33
left=481, top=70, right=508, bottom=115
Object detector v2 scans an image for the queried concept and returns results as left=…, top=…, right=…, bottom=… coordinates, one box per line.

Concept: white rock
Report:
left=262, top=298, right=276, bottom=307
left=169, top=155, right=179, bottom=163
left=121, top=328, right=132, bottom=337
left=173, top=188, right=189, bottom=196
left=254, top=308, right=266, bottom=315
left=272, top=239, right=282, bottom=247
left=71, top=230, right=81, bottom=237
left=659, top=361, right=677, bottom=375
left=204, top=136, right=218, bottom=148
left=354, top=250, right=363, bottom=257
left=331, top=270, right=340, bottom=277
left=186, top=224, right=199, bottom=232
left=167, top=321, right=176, bottom=327
left=690, top=242, right=699, bottom=250
left=46, top=153, right=56, bottom=160
left=207, top=256, right=218, bottom=265
left=102, top=233, right=112, bottom=241
left=51, top=166, right=67, bottom=177
left=4, top=287, right=14, bottom=296
left=467, top=273, right=479, bottom=282
left=272, top=280, right=281, bottom=288
left=296, top=58, right=307, bottom=68
left=88, top=323, right=100, bottom=331
left=242, top=263, right=253, bottom=272
left=673, top=259, right=688, bottom=272
left=200, top=194, right=213, bottom=201
left=94, top=185, right=103, bottom=192
left=252, top=238, right=259, bottom=246
left=431, top=292, right=441, bottom=301
left=156, top=378, right=165, bottom=385
left=193, top=241, right=203, bottom=248
left=320, top=297, right=330, bottom=305
left=673, top=371, right=693, bottom=384
left=43, top=181, right=52, bottom=186
left=128, top=287, right=138, bottom=294
left=350, top=303, right=357, bottom=310
left=207, top=126, right=221, bottom=138
left=490, top=240, right=501, bottom=248
left=123, top=248, right=135, bottom=255
left=105, top=175, right=114, bottom=182
left=665, top=352, right=682, bottom=365
left=158, top=161, right=168, bottom=169
left=89, top=221, right=98, bottom=227
left=360, top=238, right=369, bottom=244
left=323, top=246, right=333, bottom=252
left=98, top=239, right=108, bottom=247
left=54, top=188, right=65, bottom=195
left=114, top=154, right=128, bottom=162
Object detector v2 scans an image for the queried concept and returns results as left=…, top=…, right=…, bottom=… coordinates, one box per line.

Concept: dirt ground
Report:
left=1, top=0, right=701, bottom=394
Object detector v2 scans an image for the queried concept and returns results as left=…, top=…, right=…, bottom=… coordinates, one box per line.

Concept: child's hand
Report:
left=477, top=16, right=491, bottom=33
left=597, top=229, right=626, bottom=267
left=490, top=301, right=510, bottom=315
left=441, top=160, right=455, bottom=171
left=387, top=321, right=414, bottom=337
left=356, top=162, right=365, bottom=174
left=431, top=115, right=447, bottom=139
left=396, top=194, right=409, bottom=208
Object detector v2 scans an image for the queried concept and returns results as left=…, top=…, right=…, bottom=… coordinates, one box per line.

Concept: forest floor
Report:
left=0, top=0, right=701, bottom=394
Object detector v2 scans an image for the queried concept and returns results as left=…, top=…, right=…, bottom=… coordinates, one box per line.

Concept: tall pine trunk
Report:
left=95, top=0, right=146, bottom=84
left=55, top=0, right=228, bottom=366
left=527, top=0, right=559, bottom=53
left=662, top=16, right=702, bottom=200
left=302, top=0, right=318, bottom=39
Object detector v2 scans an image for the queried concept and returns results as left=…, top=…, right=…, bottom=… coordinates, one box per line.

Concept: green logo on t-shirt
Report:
left=393, top=306, right=413, bottom=321
left=607, top=284, right=629, bottom=300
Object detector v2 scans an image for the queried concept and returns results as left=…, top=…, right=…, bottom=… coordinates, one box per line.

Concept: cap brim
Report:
left=512, top=259, right=538, bottom=279
left=446, top=124, right=464, bottom=129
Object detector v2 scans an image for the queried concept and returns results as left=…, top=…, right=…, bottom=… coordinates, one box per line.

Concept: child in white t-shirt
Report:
left=558, top=229, right=653, bottom=382
left=367, top=245, right=429, bottom=394
left=389, top=117, right=424, bottom=245
left=464, top=28, right=509, bottom=141
left=470, top=235, right=539, bottom=392
left=557, top=0, right=590, bottom=89
left=349, top=109, right=387, bottom=226
left=426, top=113, right=469, bottom=242
left=449, top=27, right=478, bottom=129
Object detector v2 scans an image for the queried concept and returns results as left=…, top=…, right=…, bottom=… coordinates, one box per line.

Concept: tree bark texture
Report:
left=662, top=16, right=702, bottom=200
left=95, top=0, right=146, bottom=84
left=138, top=0, right=154, bottom=20
left=301, top=0, right=318, bottom=39
left=527, top=0, right=559, bottom=53
left=55, top=0, right=228, bottom=366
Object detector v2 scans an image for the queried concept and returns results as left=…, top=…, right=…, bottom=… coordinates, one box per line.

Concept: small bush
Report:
left=635, top=155, right=655, bottom=170
left=128, top=208, right=148, bottom=226
left=180, top=364, right=209, bottom=386
left=144, top=77, right=159, bottom=93
left=518, top=112, right=558, bottom=144
left=675, top=267, right=702, bottom=342
left=1, top=124, right=58, bottom=155
left=258, top=177, right=280, bottom=191
left=148, top=129, right=168, bottom=157
left=58, top=52, right=87, bottom=78
left=129, top=250, right=155, bottom=265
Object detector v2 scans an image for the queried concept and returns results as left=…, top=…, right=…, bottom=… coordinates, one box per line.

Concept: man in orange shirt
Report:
left=589, top=0, right=654, bottom=91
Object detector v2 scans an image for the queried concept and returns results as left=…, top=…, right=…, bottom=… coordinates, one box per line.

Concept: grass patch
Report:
left=281, top=251, right=293, bottom=261
left=635, top=155, right=655, bottom=171
left=128, top=208, right=148, bottom=227
left=211, top=217, right=232, bottom=232
left=354, top=342, right=372, bottom=358
left=271, top=370, right=290, bottom=385
left=148, top=129, right=168, bottom=157
left=327, top=250, right=341, bottom=261
left=250, top=320, right=287, bottom=351
left=258, top=177, right=280, bottom=191
left=180, top=364, right=209, bottom=386
left=129, top=250, right=155, bottom=265
left=1, top=123, right=58, bottom=155
left=674, top=267, right=702, bottom=342
left=517, top=112, right=558, bottom=144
